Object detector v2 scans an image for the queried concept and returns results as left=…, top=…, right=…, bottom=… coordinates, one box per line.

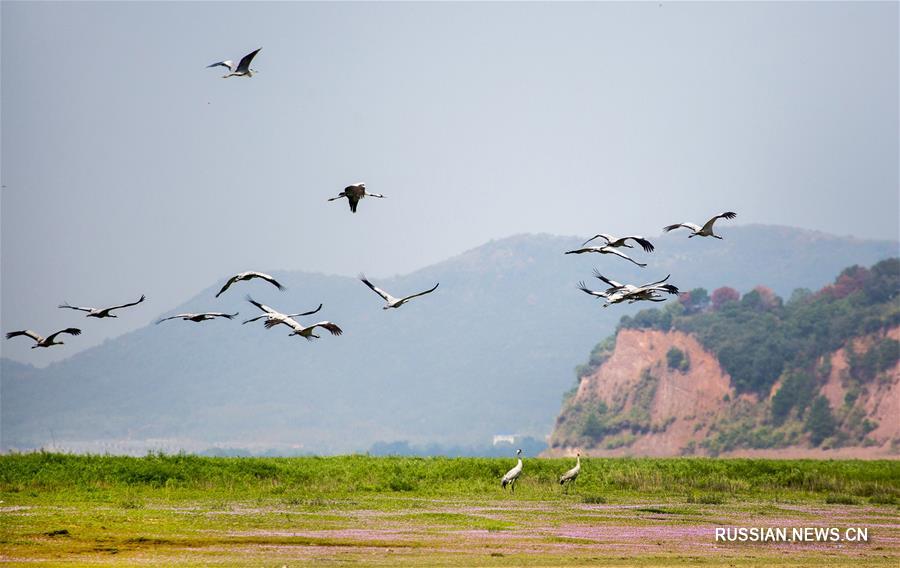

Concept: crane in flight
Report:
left=156, top=312, right=238, bottom=324
left=207, top=48, right=261, bottom=78
left=663, top=211, right=737, bottom=239
left=242, top=296, right=322, bottom=329
left=328, top=183, right=385, bottom=213
left=216, top=271, right=285, bottom=298
left=58, top=295, right=146, bottom=318
left=564, top=245, right=647, bottom=267
left=581, top=234, right=654, bottom=253
left=6, top=328, right=81, bottom=349
left=359, top=275, right=439, bottom=309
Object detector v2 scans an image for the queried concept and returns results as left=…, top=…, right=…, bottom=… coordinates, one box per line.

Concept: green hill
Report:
left=2, top=227, right=897, bottom=454
left=551, top=258, right=900, bottom=456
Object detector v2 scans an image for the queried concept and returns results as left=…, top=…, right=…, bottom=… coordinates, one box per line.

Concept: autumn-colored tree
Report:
left=818, top=265, right=871, bottom=300
left=753, top=285, right=781, bottom=310
left=711, top=286, right=740, bottom=310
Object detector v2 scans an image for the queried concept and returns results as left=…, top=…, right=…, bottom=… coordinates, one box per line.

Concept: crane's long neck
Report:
left=516, top=458, right=522, bottom=469
left=576, top=456, right=580, bottom=468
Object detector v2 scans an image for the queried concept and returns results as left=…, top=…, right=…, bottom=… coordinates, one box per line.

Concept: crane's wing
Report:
left=701, top=211, right=737, bottom=233
left=207, top=60, right=234, bottom=71
left=45, top=328, right=82, bottom=342
left=206, top=312, right=238, bottom=319
left=309, top=321, right=343, bottom=336
left=5, top=330, right=43, bottom=342
left=582, top=233, right=613, bottom=247
left=658, top=284, right=680, bottom=295
left=638, top=274, right=670, bottom=288
left=247, top=272, right=285, bottom=291
left=156, top=313, right=194, bottom=324
left=564, top=247, right=597, bottom=255
left=400, top=283, right=439, bottom=302
left=592, top=269, right=624, bottom=289
left=359, top=275, right=391, bottom=302
left=559, top=466, right=579, bottom=483
left=577, top=282, right=608, bottom=299
left=215, top=275, right=239, bottom=297
left=622, top=236, right=654, bottom=253
left=327, top=193, right=346, bottom=202
left=278, top=317, right=303, bottom=331
left=663, top=222, right=701, bottom=233
left=105, top=294, right=146, bottom=312
left=602, top=247, right=647, bottom=267
left=287, top=303, right=323, bottom=318
left=242, top=314, right=267, bottom=325
left=58, top=302, right=93, bottom=313
left=235, top=48, right=261, bottom=73
left=347, top=194, right=360, bottom=213
left=245, top=294, right=277, bottom=314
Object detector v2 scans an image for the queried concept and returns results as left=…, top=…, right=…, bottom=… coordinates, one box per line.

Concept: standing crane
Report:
left=558, top=452, right=581, bottom=492
left=501, top=449, right=524, bottom=493
left=328, top=183, right=385, bottom=213
left=58, top=295, right=146, bottom=318
left=663, top=211, right=737, bottom=239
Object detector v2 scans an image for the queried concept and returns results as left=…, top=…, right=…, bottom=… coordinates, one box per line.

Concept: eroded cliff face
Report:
left=817, top=327, right=900, bottom=446
left=549, top=327, right=898, bottom=458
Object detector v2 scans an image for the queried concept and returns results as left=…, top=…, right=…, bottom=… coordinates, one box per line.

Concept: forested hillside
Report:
left=551, top=259, right=900, bottom=457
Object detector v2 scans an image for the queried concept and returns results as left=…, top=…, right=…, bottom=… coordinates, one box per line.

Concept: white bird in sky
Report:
left=558, top=451, right=581, bottom=492
left=581, top=234, right=655, bottom=253
left=58, top=295, right=146, bottom=318
left=328, top=183, right=385, bottom=213
left=216, top=271, right=285, bottom=298
left=207, top=48, right=261, bottom=78
left=6, top=328, right=81, bottom=349
left=578, top=272, right=679, bottom=307
left=663, top=211, right=737, bottom=239
left=501, top=449, right=524, bottom=493
left=283, top=318, right=343, bottom=341
left=242, top=296, right=323, bottom=329
left=564, top=245, right=647, bottom=267
left=359, top=275, right=439, bottom=309
left=155, top=312, right=238, bottom=324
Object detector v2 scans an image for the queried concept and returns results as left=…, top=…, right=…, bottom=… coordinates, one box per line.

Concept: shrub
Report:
left=666, top=347, right=690, bottom=372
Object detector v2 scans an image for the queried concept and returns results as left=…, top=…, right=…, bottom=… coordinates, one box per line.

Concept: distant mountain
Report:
left=549, top=259, right=900, bottom=458
left=2, top=226, right=896, bottom=454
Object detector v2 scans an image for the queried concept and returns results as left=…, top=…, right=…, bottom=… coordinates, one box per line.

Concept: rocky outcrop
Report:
left=548, top=327, right=898, bottom=458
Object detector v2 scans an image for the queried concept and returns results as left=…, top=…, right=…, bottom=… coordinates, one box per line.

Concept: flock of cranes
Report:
left=569, top=211, right=737, bottom=308
left=7, top=45, right=738, bottom=491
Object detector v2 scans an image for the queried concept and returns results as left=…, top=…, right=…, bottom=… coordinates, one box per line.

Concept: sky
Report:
left=2, top=1, right=898, bottom=366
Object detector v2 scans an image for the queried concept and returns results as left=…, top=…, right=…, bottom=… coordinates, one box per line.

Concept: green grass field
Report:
left=1, top=453, right=898, bottom=566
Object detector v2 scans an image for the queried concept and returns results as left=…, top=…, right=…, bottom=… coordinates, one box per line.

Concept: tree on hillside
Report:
left=680, top=288, right=710, bottom=314
left=805, top=396, right=836, bottom=446
left=753, top=286, right=781, bottom=310
left=711, top=286, right=740, bottom=310
left=864, top=258, right=900, bottom=303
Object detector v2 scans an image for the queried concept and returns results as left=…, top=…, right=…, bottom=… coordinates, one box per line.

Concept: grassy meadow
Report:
left=1, top=453, right=898, bottom=565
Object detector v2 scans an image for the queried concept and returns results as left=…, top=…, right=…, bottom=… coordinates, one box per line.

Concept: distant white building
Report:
left=492, top=434, right=516, bottom=446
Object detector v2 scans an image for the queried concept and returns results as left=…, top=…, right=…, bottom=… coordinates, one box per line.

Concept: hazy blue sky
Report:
left=2, top=1, right=898, bottom=365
